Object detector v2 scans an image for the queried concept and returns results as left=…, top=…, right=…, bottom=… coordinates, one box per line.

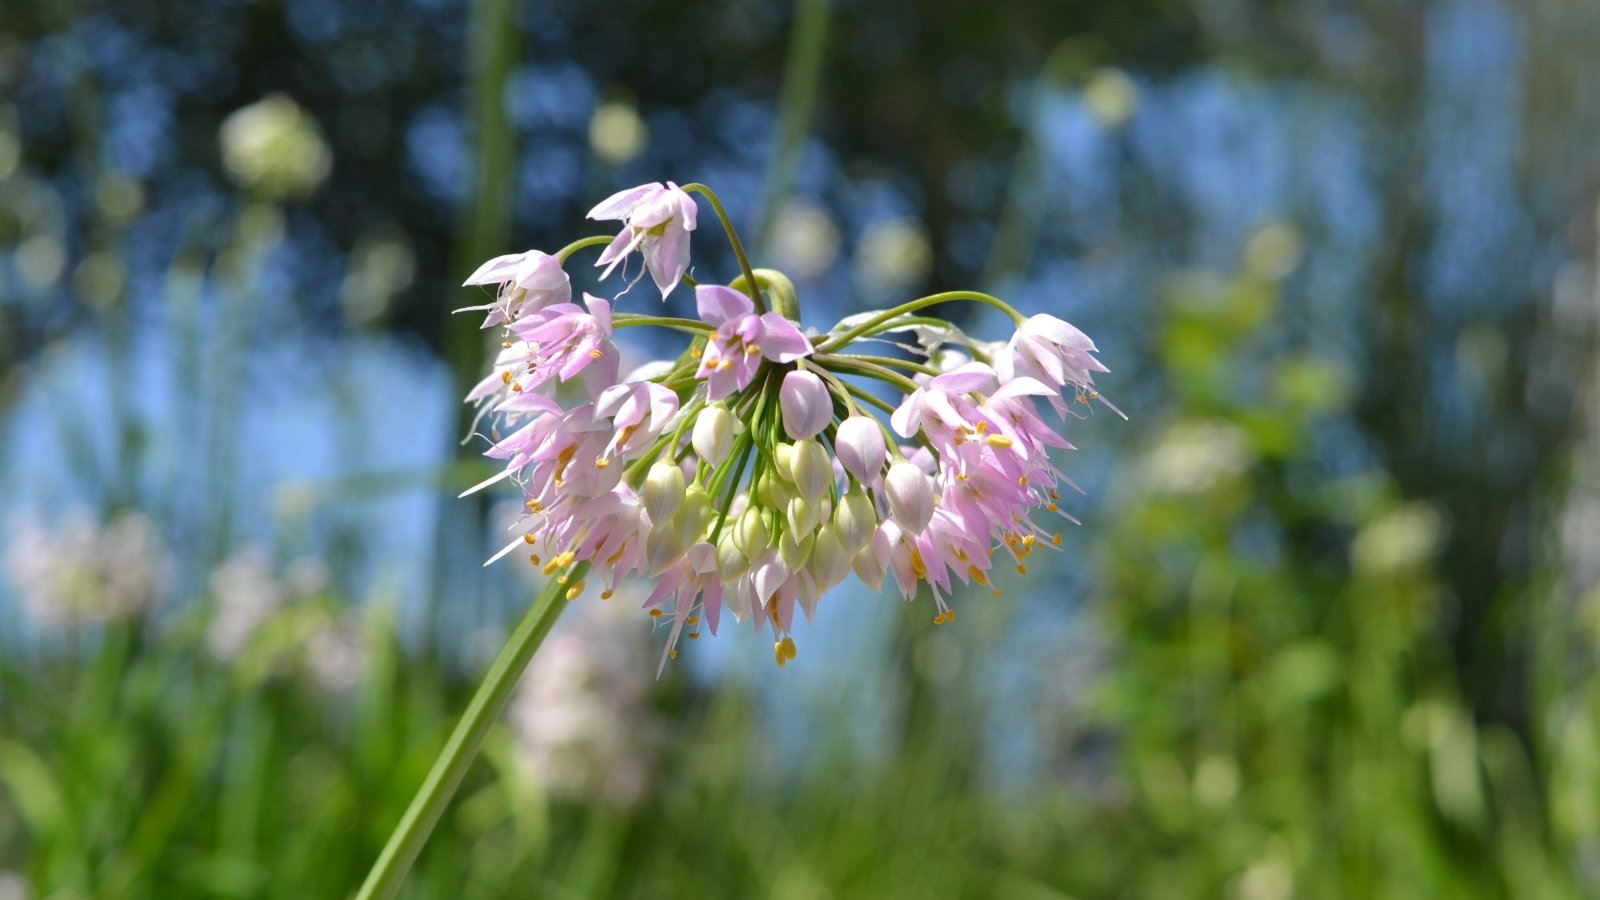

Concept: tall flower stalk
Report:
left=356, top=181, right=1117, bottom=898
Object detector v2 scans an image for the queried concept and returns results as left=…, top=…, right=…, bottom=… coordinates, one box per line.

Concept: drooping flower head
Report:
left=462, top=181, right=1120, bottom=672
left=588, top=181, right=698, bottom=299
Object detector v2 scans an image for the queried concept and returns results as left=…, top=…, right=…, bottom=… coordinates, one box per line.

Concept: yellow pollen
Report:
left=1016, top=564, right=1028, bottom=575
left=909, top=548, right=928, bottom=580
left=992, top=588, right=1003, bottom=597
left=565, top=580, right=586, bottom=600
left=501, top=371, right=512, bottom=384
left=690, top=347, right=702, bottom=358
left=717, top=359, right=733, bottom=371
left=523, top=533, right=536, bottom=544
left=542, top=559, right=560, bottom=575
left=1053, top=533, right=1062, bottom=545
left=774, top=640, right=787, bottom=667
left=530, top=501, right=544, bottom=513
left=589, top=348, right=604, bottom=359
left=1049, top=490, right=1060, bottom=500
left=650, top=609, right=664, bottom=618
left=669, top=649, right=678, bottom=660
left=502, top=340, right=513, bottom=349
left=744, top=343, right=762, bottom=356
left=968, top=565, right=987, bottom=585
left=948, top=609, right=956, bottom=622
left=595, top=457, right=610, bottom=469
left=686, top=616, right=700, bottom=626
left=1018, top=475, right=1029, bottom=486
left=688, top=632, right=700, bottom=640
left=985, top=434, right=1013, bottom=449
left=511, top=383, right=523, bottom=393
left=1022, top=535, right=1036, bottom=546
left=601, top=589, right=615, bottom=600
left=1047, top=503, right=1058, bottom=512
left=780, top=636, right=797, bottom=661
left=557, top=574, right=569, bottom=584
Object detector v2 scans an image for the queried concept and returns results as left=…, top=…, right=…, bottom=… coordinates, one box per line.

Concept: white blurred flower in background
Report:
left=855, top=216, right=932, bottom=292
left=769, top=199, right=841, bottom=280
left=508, top=590, right=663, bottom=811
left=4, top=509, right=169, bottom=627
left=589, top=99, right=649, bottom=167
left=207, top=545, right=287, bottom=660
left=219, top=93, right=332, bottom=200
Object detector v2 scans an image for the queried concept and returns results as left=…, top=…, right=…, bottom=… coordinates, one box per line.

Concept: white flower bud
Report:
left=734, top=507, right=771, bottom=556
left=772, top=442, right=796, bottom=482
left=885, top=460, right=935, bottom=534
left=786, top=495, right=821, bottom=536
left=852, top=527, right=891, bottom=590
left=779, top=529, right=814, bottom=571
left=717, top=530, right=749, bottom=578
left=676, top=484, right=712, bottom=545
left=646, top=525, right=685, bottom=575
left=788, top=439, right=833, bottom=500
left=643, top=462, right=686, bottom=524
left=691, top=403, right=736, bottom=466
left=833, top=489, right=878, bottom=553
left=809, top=523, right=850, bottom=589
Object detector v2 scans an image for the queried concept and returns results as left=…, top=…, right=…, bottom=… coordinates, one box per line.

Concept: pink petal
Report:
left=757, top=313, right=813, bottom=362
left=779, top=370, right=832, bottom=440
left=587, top=183, right=660, bottom=220
left=695, top=285, right=754, bottom=327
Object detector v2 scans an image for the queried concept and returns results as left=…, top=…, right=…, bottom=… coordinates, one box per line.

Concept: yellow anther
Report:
left=744, top=343, right=762, bottom=356
left=649, top=609, right=664, bottom=618
left=992, top=588, right=1003, bottom=597
left=968, top=565, right=987, bottom=585
left=985, top=434, right=1013, bottom=449
left=717, top=358, right=733, bottom=371
left=780, top=636, right=797, bottom=661
left=541, top=558, right=561, bottom=575
left=975, top=420, right=988, bottom=433
left=934, top=612, right=946, bottom=625
left=502, top=340, right=513, bottom=349
left=948, top=609, right=956, bottom=622
left=565, top=580, right=586, bottom=600
left=501, top=370, right=513, bottom=385
left=511, top=383, right=523, bottom=393
left=1047, top=503, right=1058, bottom=512
left=523, top=533, right=536, bottom=544
left=688, top=631, right=700, bottom=640
left=594, top=457, right=610, bottom=469
left=669, top=649, right=678, bottom=660
left=909, top=548, right=928, bottom=580
left=529, top=553, right=540, bottom=565
left=1018, top=475, right=1029, bottom=486
left=1049, top=490, right=1060, bottom=500
left=1022, top=535, right=1036, bottom=546
left=774, top=640, right=787, bottom=667
left=601, top=589, right=615, bottom=600
left=1016, top=564, right=1028, bottom=575
left=689, top=347, right=702, bottom=358
left=685, top=616, right=700, bottom=626
left=557, top=574, right=569, bottom=584
left=1053, top=533, right=1063, bottom=545
left=589, top=348, right=604, bottom=359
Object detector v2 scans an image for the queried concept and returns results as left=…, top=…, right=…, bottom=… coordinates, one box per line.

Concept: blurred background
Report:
left=3, top=0, right=1600, bottom=897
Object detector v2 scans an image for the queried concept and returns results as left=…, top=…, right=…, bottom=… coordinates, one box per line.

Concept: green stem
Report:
left=680, top=183, right=766, bottom=314
left=612, top=314, right=714, bottom=335
left=755, top=0, right=832, bottom=256
left=815, top=291, right=1024, bottom=354
left=830, top=353, right=940, bottom=377
left=814, top=353, right=920, bottom=393
left=355, top=564, right=589, bottom=900
left=556, top=235, right=616, bottom=263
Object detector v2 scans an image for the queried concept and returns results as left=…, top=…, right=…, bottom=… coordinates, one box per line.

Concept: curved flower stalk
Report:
left=464, top=181, right=1118, bottom=670
left=356, top=181, right=1119, bottom=900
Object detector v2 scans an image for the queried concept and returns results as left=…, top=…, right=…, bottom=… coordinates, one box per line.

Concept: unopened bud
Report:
left=643, top=462, right=686, bottom=524
left=779, top=529, right=814, bottom=571
left=772, top=443, right=796, bottom=482
left=810, top=523, right=850, bottom=589
left=779, top=369, right=832, bottom=440
left=835, top=415, right=888, bottom=483
left=834, top=489, right=878, bottom=553
left=787, top=495, right=821, bottom=536
left=676, top=485, right=712, bottom=544
left=885, top=460, right=935, bottom=534
left=734, top=506, right=770, bottom=556
left=789, top=439, right=833, bottom=500
left=692, top=403, right=736, bottom=466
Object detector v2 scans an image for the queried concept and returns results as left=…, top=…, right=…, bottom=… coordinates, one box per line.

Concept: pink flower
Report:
left=995, top=314, right=1110, bottom=412
left=460, top=249, right=572, bottom=326
left=509, top=293, right=621, bottom=399
left=779, top=370, right=832, bottom=440
left=589, top=182, right=699, bottom=299
left=693, top=285, right=812, bottom=400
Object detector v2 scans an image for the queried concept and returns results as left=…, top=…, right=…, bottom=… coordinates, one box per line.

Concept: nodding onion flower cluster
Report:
left=462, top=182, right=1119, bottom=673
